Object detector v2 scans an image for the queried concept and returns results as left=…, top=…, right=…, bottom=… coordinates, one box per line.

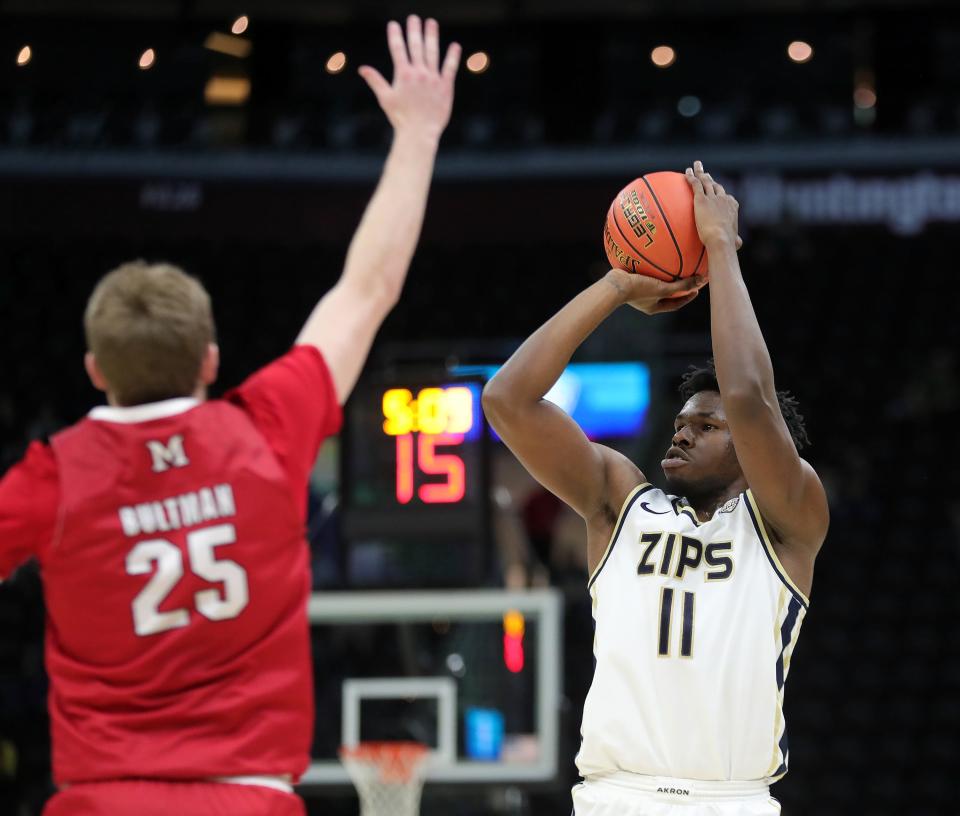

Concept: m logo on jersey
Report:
left=146, top=435, right=189, bottom=473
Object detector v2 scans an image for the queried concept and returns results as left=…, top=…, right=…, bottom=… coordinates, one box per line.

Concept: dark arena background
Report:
left=1, top=1, right=959, bottom=815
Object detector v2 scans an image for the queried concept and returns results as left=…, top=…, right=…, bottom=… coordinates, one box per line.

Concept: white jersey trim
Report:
left=578, top=772, right=770, bottom=800
left=587, top=482, right=654, bottom=589
left=210, top=775, right=294, bottom=793
left=89, top=398, right=200, bottom=424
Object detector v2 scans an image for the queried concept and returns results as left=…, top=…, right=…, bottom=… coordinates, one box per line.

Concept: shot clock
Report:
left=340, top=374, right=490, bottom=587
left=382, top=384, right=480, bottom=505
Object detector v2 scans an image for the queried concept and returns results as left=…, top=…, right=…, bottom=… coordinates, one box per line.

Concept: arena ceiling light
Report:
left=204, top=74, right=251, bottom=105
left=16, top=45, right=31, bottom=66
left=139, top=49, right=156, bottom=70
left=466, top=51, right=490, bottom=74
left=204, top=31, right=252, bottom=58
left=231, top=15, right=249, bottom=35
left=325, top=52, right=347, bottom=74
left=650, top=45, right=676, bottom=68
left=787, top=40, right=814, bottom=63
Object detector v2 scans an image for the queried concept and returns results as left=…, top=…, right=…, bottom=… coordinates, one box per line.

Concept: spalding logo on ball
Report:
left=603, top=171, right=707, bottom=283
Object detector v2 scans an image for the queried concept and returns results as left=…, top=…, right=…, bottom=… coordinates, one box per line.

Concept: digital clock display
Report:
left=381, top=386, right=481, bottom=505
left=340, top=376, right=489, bottom=587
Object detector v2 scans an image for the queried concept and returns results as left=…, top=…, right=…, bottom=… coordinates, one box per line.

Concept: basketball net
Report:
left=339, top=741, right=429, bottom=816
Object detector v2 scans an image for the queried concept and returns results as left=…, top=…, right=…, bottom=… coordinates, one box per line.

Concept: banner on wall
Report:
left=735, top=172, right=960, bottom=235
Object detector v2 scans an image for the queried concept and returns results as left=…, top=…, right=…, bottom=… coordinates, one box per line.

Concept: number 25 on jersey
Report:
left=125, top=523, right=249, bottom=637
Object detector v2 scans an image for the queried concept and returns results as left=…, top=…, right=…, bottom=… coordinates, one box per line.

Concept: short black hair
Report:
left=678, top=360, right=811, bottom=451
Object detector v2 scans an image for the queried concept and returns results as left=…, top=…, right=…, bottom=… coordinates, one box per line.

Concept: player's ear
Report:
left=200, top=343, right=220, bottom=387
left=84, top=352, right=109, bottom=393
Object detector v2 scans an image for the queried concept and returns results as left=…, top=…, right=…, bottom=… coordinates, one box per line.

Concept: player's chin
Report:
left=662, top=467, right=696, bottom=494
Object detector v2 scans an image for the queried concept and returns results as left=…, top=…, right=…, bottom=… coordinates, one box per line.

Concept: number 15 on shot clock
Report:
left=382, top=385, right=479, bottom=505
left=340, top=375, right=490, bottom=586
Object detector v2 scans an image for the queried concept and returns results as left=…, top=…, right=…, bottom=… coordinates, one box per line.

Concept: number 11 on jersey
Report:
left=658, top=587, right=695, bottom=658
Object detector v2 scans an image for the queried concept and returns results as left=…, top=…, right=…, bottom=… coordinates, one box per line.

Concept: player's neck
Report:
left=104, top=383, right=208, bottom=407
left=687, top=477, right=748, bottom=522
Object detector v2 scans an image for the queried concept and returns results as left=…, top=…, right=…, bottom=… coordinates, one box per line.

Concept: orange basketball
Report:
left=603, top=171, right=706, bottom=283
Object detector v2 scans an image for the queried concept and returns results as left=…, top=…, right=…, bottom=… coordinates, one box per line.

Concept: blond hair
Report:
left=84, top=261, right=215, bottom=406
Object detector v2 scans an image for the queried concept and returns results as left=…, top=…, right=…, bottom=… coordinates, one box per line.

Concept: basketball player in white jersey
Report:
left=482, top=161, right=829, bottom=815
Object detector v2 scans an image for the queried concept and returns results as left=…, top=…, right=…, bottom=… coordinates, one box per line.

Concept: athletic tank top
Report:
left=575, top=484, right=808, bottom=783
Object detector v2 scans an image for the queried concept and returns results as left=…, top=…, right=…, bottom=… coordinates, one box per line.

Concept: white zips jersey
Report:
left=575, top=483, right=809, bottom=783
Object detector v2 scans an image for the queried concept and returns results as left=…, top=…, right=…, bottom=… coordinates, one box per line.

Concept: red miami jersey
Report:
left=0, top=345, right=341, bottom=786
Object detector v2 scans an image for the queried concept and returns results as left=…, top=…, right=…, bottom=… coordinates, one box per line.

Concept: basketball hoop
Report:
left=339, top=741, right=429, bottom=816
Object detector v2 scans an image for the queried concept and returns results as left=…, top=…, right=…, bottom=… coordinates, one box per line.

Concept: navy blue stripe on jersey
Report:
left=671, top=497, right=701, bottom=526
left=776, top=596, right=802, bottom=690
left=772, top=729, right=790, bottom=778
left=771, top=597, right=800, bottom=780
left=587, top=483, right=656, bottom=590
left=745, top=494, right=808, bottom=610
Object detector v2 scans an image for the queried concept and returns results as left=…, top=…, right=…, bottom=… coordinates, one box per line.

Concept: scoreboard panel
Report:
left=340, top=375, right=490, bottom=587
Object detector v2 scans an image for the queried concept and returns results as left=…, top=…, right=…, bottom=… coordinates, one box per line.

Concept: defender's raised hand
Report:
left=359, top=16, right=461, bottom=142
left=297, top=17, right=461, bottom=403
left=685, top=161, right=743, bottom=250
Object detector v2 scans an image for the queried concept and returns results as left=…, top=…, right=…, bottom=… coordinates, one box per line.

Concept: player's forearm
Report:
left=485, top=273, right=626, bottom=408
left=705, top=237, right=777, bottom=402
left=339, top=129, right=439, bottom=307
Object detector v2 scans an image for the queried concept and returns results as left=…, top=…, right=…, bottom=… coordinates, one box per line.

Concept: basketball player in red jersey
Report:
left=0, top=17, right=459, bottom=816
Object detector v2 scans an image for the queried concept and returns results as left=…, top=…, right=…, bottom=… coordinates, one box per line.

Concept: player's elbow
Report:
left=481, top=379, right=508, bottom=422
left=481, top=378, right=520, bottom=431
left=483, top=368, right=544, bottom=435
left=370, top=274, right=403, bottom=310
left=339, top=275, right=402, bottom=320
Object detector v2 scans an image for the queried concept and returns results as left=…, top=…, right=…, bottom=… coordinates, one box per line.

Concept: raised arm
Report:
left=482, top=270, right=703, bottom=570
left=685, top=161, right=829, bottom=555
left=297, top=16, right=461, bottom=403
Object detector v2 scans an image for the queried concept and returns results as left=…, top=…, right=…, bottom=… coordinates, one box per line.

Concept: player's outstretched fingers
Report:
left=695, top=161, right=716, bottom=196
left=406, top=14, right=425, bottom=66
left=386, top=20, right=409, bottom=69
left=691, top=160, right=708, bottom=194
left=358, top=65, right=390, bottom=102
left=685, top=167, right=705, bottom=196
left=424, top=18, right=440, bottom=71
left=442, top=41, right=462, bottom=81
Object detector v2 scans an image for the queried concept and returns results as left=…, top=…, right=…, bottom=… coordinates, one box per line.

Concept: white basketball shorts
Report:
left=572, top=773, right=782, bottom=816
